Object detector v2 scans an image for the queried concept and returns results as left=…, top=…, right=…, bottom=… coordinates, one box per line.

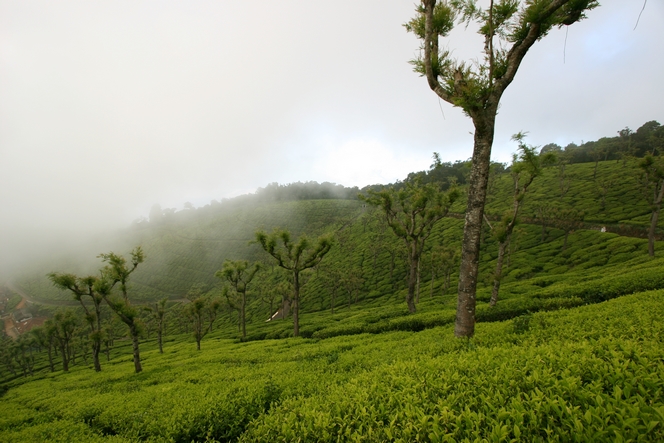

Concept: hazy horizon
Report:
left=2, top=1, right=663, bottom=276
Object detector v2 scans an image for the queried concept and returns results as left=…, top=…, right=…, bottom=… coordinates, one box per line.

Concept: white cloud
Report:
left=313, top=138, right=431, bottom=188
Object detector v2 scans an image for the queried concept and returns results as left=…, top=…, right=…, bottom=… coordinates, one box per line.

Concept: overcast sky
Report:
left=1, top=1, right=663, bottom=274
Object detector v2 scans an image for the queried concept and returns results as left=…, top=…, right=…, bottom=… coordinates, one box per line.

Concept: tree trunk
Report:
left=430, top=266, right=435, bottom=299
left=60, top=344, right=69, bottom=372
left=130, top=324, right=142, bottom=373
left=293, top=272, right=300, bottom=337
left=406, top=243, right=419, bottom=314
left=158, top=330, right=163, bottom=354
left=490, top=239, right=509, bottom=306
left=240, top=293, right=247, bottom=339
left=648, top=181, right=664, bottom=256
left=92, top=341, right=101, bottom=372
left=47, top=344, right=54, bottom=372
left=415, top=258, right=421, bottom=304
left=455, top=116, right=495, bottom=338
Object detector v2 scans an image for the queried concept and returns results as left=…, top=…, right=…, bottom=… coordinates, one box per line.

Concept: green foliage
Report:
left=5, top=289, right=660, bottom=441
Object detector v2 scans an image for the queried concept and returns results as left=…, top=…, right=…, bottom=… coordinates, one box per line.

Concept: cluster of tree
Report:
left=0, top=308, right=130, bottom=378
left=47, top=248, right=146, bottom=373
left=541, top=120, right=664, bottom=167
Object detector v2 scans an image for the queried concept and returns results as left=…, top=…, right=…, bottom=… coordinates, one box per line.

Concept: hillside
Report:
left=1, top=289, right=662, bottom=442
left=2, top=145, right=664, bottom=441
left=10, top=157, right=661, bottom=308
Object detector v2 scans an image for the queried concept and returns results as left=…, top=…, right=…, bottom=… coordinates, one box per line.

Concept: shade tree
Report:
left=488, top=134, right=552, bottom=306
left=405, top=0, right=598, bottom=337
left=255, top=229, right=333, bottom=337
left=362, top=176, right=459, bottom=313
left=216, top=260, right=260, bottom=339
left=47, top=273, right=105, bottom=372
left=637, top=155, right=664, bottom=256
left=97, top=247, right=145, bottom=373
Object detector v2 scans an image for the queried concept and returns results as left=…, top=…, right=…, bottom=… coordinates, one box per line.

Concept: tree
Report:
left=595, top=178, right=614, bottom=211
left=255, top=229, right=333, bottom=337
left=341, top=267, right=365, bottom=308
left=363, top=176, right=459, bottom=313
left=551, top=206, right=584, bottom=251
left=185, top=291, right=221, bottom=350
left=488, top=134, right=550, bottom=306
left=47, top=273, right=105, bottom=372
left=48, top=309, right=78, bottom=372
left=30, top=325, right=56, bottom=372
left=317, top=263, right=344, bottom=314
left=406, top=0, right=598, bottom=337
left=216, top=260, right=260, bottom=339
left=638, top=155, right=664, bottom=256
left=144, top=298, right=168, bottom=353
left=97, top=247, right=145, bottom=373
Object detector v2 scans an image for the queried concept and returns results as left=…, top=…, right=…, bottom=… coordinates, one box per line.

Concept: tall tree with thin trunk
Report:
left=406, top=0, right=598, bottom=336
left=551, top=206, right=584, bottom=251
left=638, top=155, right=664, bottom=256
left=49, top=309, right=78, bottom=372
left=489, top=134, right=550, bottom=306
left=186, top=294, right=221, bottom=350
left=47, top=273, right=105, bottom=372
left=143, top=298, right=168, bottom=353
left=216, top=260, right=260, bottom=339
left=97, top=247, right=145, bottom=373
left=255, top=229, right=333, bottom=337
left=30, top=325, right=56, bottom=372
left=363, top=176, right=459, bottom=313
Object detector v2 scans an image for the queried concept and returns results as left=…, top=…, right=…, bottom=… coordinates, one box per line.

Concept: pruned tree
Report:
left=143, top=298, right=168, bottom=353
left=216, top=260, right=260, bottom=339
left=430, top=244, right=460, bottom=298
left=47, top=273, right=105, bottom=371
left=97, top=247, right=145, bottom=373
left=406, top=0, right=598, bottom=336
left=30, top=325, right=56, bottom=372
left=488, top=134, right=551, bottom=306
left=48, top=309, right=78, bottom=372
left=185, top=292, right=221, bottom=350
left=0, top=336, right=17, bottom=377
left=363, top=176, right=459, bottom=313
left=14, top=334, right=35, bottom=377
left=341, top=267, right=365, bottom=309
left=596, top=178, right=615, bottom=211
left=255, top=229, right=333, bottom=336
left=638, top=155, right=664, bottom=256
left=551, top=206, right=585, bottom=251
left=317, top=263, right=344, bottom=314
left=535, top=203, right=554, bottom=242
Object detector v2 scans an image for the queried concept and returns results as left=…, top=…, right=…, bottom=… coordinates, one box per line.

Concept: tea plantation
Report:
left=2, top=158, right=664, bottom=441
left=1, top=288, right=663, bottom=442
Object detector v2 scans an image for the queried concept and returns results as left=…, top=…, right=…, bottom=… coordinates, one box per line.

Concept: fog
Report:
left=1, top=1, right=663, bottom=276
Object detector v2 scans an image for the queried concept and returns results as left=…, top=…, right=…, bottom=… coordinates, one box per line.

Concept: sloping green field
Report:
left=1, top=289, right=662, bottom=442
